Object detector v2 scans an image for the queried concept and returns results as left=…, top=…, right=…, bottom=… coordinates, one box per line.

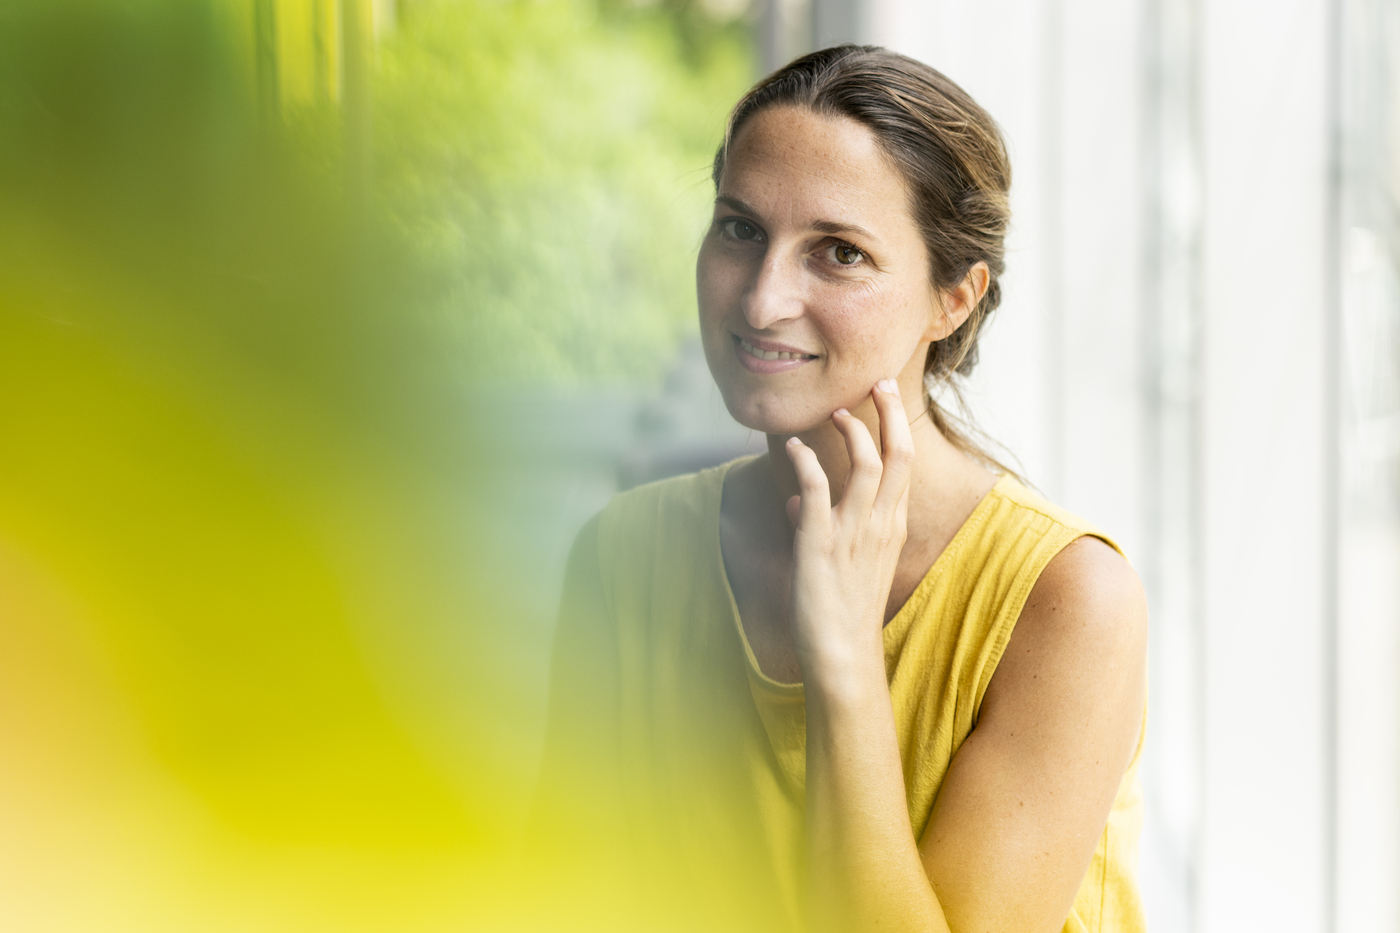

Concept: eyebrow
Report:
left=715, top=195, right=878, bottom=243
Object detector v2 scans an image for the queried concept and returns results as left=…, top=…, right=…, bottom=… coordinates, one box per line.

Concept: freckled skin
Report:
left=696, top=105, right=1148, bottom=933
left=697, top=106, right=944, bottom=435
left=703, top=106, right=995, bottom=690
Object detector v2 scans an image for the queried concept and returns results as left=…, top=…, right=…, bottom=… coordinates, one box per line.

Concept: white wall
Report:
left=1198, top=1, right=1333, bottom=929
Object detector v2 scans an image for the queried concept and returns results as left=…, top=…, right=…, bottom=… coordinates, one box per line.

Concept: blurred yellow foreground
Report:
left=0, top=1, right=750, bottom=930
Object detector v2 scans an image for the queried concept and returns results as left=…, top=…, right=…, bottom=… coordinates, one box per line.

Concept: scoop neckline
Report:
left=711, top=457, right=1012, bottom=694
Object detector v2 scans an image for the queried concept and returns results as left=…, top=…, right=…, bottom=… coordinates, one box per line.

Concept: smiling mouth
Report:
left=735, top=336, right=818, bottom=362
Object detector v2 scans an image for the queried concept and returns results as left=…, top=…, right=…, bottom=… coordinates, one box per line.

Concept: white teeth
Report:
left=738, top=338, right=811, bottom=362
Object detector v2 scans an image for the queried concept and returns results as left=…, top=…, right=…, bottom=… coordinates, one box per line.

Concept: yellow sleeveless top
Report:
left=537, top=458, right=1146, bottom=933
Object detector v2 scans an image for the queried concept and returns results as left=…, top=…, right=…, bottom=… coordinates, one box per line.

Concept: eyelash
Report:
left=715, top=217, right=867, bottom=268
left=717, top=217, right=765, bottom=243
left=826, top=241, right=865, bottom=266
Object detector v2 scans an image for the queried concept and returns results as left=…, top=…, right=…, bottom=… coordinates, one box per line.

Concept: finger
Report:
left=831, top=406, right=882, bottom=515
left=784, top=437, right=832, bottom=535
left=872, top=378, right=916, bottom=521
left=893, top=463, right=911, bottom=531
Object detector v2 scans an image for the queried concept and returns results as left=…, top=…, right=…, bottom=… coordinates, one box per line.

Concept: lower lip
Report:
left=732, top=336, right=817, bottom=374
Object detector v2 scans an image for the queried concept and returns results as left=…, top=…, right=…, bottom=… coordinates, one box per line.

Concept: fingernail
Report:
left=834, top=408, right=849, bottom=418
left=787, top=436, right=801, bottom=446
left=879, top=378, right=900, bottom=396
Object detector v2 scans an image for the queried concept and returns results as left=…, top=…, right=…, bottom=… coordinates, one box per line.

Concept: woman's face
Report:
left=697, top=105, right=945, bottom=436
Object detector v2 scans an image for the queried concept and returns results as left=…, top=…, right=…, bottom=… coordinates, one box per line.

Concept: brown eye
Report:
left=834, top=243, right=863, bottom=265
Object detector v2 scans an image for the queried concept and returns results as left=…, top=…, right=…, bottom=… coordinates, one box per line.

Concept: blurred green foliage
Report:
left=370, top=0, right=753, bottom=385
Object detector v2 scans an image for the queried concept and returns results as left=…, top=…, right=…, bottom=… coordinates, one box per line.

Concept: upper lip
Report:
left=733, top=333, right=818, bottom=357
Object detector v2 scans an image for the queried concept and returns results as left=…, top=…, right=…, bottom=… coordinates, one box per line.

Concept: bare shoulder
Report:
left=918, top=536, right=1148, bottom=932
left=981, top=535, right=1147, bottom=760
left=1011, top=535, right=1147, bottom=665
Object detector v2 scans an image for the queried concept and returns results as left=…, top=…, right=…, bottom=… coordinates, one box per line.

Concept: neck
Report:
left=764, top=392, right=975, bottom=516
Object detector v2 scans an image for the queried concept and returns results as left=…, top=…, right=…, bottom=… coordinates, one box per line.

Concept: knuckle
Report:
left=886, top=444, right=916, bottom=469
left=854, top=459, right=883, bottom=481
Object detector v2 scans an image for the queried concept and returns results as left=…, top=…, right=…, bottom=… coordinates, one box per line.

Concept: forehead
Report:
left=721, top=106, right=914, bottom=234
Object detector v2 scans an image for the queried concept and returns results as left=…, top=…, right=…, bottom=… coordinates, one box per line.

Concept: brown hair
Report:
left=712, top=45, right=1018, bottom=477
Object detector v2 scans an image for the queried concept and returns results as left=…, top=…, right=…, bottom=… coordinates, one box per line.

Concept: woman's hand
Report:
left=784, top=377, right=915, bottom=681
left=782, top=377, right=1146, bottom=933
left=786, top=378, right=948, bottom=933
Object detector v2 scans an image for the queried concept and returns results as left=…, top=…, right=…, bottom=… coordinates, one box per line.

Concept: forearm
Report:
left=803, top=651, right=951, bottom=933
left=783, top=388, right=948, bottom=931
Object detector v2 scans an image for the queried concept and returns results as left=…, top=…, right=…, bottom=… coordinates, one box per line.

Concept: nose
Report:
left=741, top=251, right=804, bottom=331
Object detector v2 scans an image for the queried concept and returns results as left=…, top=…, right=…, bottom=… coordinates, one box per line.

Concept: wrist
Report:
left=798, top=639, right=889, bottom=706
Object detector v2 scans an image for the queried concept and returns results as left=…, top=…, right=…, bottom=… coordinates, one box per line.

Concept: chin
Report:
left=717, top=385, right=828, bottom=437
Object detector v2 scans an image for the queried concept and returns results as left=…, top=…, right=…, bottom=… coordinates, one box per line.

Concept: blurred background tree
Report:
left=246, top=0, right=753, bottom=384
left=372, top=0, right=750, bottom=384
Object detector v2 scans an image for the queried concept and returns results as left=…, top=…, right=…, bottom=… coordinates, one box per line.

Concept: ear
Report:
left=924, top=261, right=990, bottom=342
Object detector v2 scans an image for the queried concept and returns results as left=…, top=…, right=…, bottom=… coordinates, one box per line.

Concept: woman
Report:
left=534, top=45, right=1147, bottom=933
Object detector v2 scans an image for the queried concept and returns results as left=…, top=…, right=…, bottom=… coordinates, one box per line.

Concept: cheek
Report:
left=696, top=241, right=739, bottom=321
left=819, top=285, right=933, bottom=371
left=821, top=286, right=912, bottom=349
